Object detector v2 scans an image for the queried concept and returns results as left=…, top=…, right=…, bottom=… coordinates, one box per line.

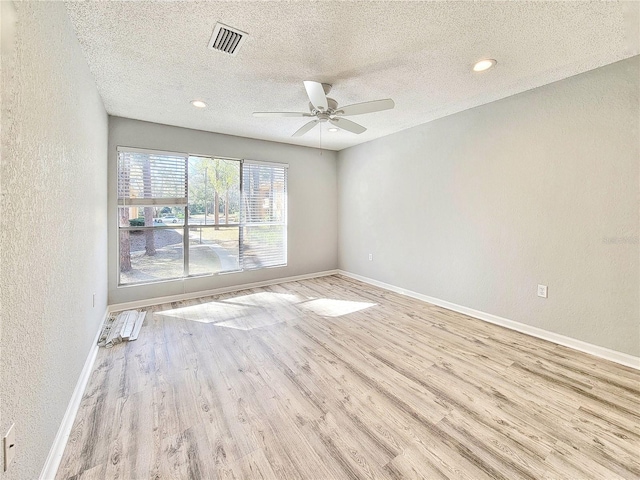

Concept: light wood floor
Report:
left=57, top=275, right=640, bottom=480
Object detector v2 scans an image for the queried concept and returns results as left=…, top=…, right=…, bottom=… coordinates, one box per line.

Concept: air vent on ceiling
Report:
left=208, top=23, right=248, bottom=56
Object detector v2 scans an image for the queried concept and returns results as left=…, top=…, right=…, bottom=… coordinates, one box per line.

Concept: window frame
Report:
left=116, top=147, right=288, bottom=287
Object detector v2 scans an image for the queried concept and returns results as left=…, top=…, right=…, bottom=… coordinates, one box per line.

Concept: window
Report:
left=117, top=148, right=188, bottom=285
left=242, top=161, right=288, bottom=270
left=187, top=156, right=241, bottom=277
left=117, top=148, right=287, bottom=285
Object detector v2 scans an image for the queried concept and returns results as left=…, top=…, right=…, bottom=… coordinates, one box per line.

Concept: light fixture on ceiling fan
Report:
left=253, top=81, right=395, bottom=137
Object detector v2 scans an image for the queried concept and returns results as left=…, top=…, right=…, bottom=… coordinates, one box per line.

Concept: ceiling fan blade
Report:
left=303, top=81, right=328, bottom=111
left=329, top=118, right=366, bottom=134
left=292, top=120, right=319, bottom=137
left=253, top=112, right=312, bottom=117
left=336, top=99, right=395, bottom=116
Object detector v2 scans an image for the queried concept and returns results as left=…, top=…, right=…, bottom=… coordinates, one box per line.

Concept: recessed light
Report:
left=473, top=59, right=497, bottom=72
left=191, top=100, right=207, bottom=108
left=328, top=127, right=339, bottom=132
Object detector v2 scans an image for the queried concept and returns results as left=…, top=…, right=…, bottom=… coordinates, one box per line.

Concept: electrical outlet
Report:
left=4, top=423, right=15, bottom=472
left=537, top=284, right=548, bottom=298
left=368, top=253, right=373, bottom=261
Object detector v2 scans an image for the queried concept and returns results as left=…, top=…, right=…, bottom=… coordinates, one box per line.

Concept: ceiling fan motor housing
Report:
left=310, top=97, right=339, bottom=115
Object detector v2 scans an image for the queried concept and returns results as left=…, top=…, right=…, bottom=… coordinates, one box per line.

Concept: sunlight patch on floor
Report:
left=157, top=301, right=283, bottom=330
left=298, top=298, right=376, bottom=317
left=155, top=291, right=377, bottom=329
left=228, top=291, right=303, bottom=306
left=156, top=301, right=256, bottom=324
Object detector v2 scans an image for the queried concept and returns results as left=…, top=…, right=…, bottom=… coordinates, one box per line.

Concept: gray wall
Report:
left=338, top=56, right=639, bottom=357
left=0, top=3, right=108, bottom=479
left=108, top=117, right=338, bottom=305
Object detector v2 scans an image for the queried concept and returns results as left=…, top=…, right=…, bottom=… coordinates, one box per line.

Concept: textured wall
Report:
left=0, top=3, right=108, bottom=479
left=338, top=57, right=639, bottom=357
left=108, top=117, right=338, bottom=305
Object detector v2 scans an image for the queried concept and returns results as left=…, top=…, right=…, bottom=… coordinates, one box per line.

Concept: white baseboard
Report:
left=39, top=308, right=109, bottom=480
left=338, top=270, right=640, bottom=371
left=108, top=269, right=340, bottom=313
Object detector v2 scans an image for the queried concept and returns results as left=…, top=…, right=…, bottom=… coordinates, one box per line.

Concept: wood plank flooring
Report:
left=56, top=275, right=640, bottom=479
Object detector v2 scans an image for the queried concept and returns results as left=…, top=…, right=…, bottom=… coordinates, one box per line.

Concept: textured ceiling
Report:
left=65, top=1, right=639, bottom=151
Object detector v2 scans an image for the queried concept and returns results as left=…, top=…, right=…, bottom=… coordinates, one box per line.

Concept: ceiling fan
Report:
left=253, top=81, right=395, bottom=137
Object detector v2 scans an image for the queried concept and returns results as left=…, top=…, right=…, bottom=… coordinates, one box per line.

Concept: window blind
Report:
left=117, top=148, right=188, bottom=206
left=241, top=161, right=288, bottom=269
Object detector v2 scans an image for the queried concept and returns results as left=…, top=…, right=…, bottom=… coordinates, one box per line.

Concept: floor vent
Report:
left=208, top=23, right=248, bottom=56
